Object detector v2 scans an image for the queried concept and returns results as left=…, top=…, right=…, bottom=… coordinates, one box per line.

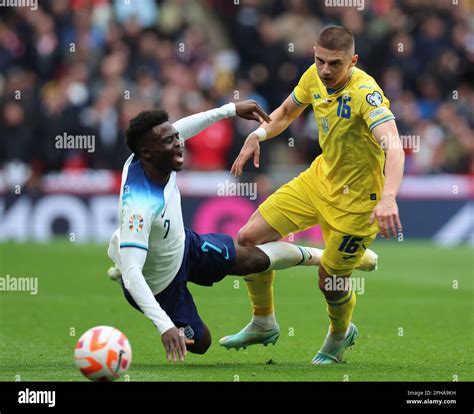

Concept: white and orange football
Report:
left=74, top=326, right=132, bottom=381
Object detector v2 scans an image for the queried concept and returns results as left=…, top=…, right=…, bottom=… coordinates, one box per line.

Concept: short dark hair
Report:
left=126, top=109, right=169, bottom=155
left=316, top=26, right=355, bottom=55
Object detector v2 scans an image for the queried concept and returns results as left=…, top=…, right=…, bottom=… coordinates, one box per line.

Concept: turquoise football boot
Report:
left=311, top=323, right=359, bottom=365
left=219, top=325, right=280, bottom=350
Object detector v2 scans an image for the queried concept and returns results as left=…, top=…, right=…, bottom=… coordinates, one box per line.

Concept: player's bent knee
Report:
left=318, top=266, right=334, bottom=293
left=187, top=325, right=212, bottom=355
left=246, top=246, right=270, bottom=274
left=187, top=341, right=211, bottom=355
left=317, top=266, right=330, bottom=291
left=231, top=245, right=269, bottom=275
left=317, top=267, right=350, bottom=300
left=237, top=228, right=258, bottom=247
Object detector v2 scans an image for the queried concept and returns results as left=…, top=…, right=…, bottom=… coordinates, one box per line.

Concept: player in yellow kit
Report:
left=219, top=26, right=405, bottom=364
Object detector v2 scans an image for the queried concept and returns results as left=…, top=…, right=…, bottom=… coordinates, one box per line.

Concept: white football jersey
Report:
left=106, top=102, right=236, bottom=333
left=109, top=154, right=185, bottom=295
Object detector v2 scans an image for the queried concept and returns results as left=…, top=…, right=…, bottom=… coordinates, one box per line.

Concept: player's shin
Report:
left=244, top=270, right=277, bottom=329
left=245, top=270, right=275, bottom=316
left=241, top=241, right=322, bottom=332
left=256, top=242, right=323, bottom=270
left=256, top=242, right=377, bottom=272
left=218, top=269, right=279, bottom=348
left=326, top=289, right=356, bottom=336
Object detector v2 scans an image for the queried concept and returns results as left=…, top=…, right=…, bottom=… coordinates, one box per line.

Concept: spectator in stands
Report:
left=0, top=0, right=471, bottom=180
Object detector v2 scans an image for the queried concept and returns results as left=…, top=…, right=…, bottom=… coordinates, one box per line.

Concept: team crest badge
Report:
left=129, top=215, right=144, bottom=232
left=321, top=117, right=329, bottom=134
left=366, top=91, right=383, bottom=106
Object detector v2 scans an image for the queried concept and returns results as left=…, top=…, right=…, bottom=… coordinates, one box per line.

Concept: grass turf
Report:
left=0, top=240, right=472, bottom=381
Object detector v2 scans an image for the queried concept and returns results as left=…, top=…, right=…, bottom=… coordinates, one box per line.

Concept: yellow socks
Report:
left=243, top=270, right=356, bottom=335
left=244, top=270, right=275, bottom=316
left=326, top=289, right=356, bottom=335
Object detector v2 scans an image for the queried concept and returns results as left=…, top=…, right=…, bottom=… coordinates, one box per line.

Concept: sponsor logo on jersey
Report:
left=160, top=205, right=167, bottom=218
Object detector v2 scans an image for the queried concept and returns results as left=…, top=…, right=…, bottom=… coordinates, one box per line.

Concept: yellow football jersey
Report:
left=292, top=64, right=395, bottom=213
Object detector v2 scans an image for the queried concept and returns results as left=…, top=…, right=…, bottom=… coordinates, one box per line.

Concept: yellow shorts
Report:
left=259, top=165, right=378, bottom=276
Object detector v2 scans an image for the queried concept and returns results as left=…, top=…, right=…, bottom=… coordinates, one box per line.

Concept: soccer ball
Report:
left=74, top=326, right=132, bottom=381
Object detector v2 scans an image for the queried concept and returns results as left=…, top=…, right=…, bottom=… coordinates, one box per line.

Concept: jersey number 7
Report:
left=163, top=219, right=170, bottom=239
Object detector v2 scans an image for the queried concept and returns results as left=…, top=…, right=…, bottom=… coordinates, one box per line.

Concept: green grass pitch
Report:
left=0, top=240, right=472, bottom=381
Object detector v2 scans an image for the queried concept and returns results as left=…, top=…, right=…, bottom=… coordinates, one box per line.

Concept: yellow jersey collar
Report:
left=325, top=67, right=355, bottom=96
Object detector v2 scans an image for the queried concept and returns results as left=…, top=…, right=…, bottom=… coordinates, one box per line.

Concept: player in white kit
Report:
left=107, top=100, right=371, bottom=362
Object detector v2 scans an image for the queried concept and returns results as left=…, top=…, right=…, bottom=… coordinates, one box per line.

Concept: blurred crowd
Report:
left=0, top=0, right=473, bottom=190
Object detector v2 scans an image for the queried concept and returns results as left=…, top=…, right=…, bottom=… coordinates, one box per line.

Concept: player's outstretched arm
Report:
left=231, top=94, right=308, bottom=176
left=173, top=99, right=270, bottom=141
left=370, top=120, right=405, bottom=239
left=120, top=248, right=194, bottom=361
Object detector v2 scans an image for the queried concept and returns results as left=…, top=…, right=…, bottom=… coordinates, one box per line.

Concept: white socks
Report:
left=319, top=325, right=351, bottom=354
left=256, top=242, right=323, bottom=271
left=251, top=314, right=278, bottom=330
left=256, top=242, right=378, bottom=273
left=240, top=314, right=278, bottom=333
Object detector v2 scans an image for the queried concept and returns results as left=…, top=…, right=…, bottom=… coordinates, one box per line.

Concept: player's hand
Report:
left=231, top=133, right=260, bottom=176
left=161, top=327, right=194, bottom=362
left=369, top=194, right=402, bottom=239
left=235, top=99, right=271, bottom=123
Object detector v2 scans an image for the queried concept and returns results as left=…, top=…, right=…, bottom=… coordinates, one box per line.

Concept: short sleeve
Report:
left=360, top=88, right=395, bottom=131
left=291, top=65, right=314, bottom=106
